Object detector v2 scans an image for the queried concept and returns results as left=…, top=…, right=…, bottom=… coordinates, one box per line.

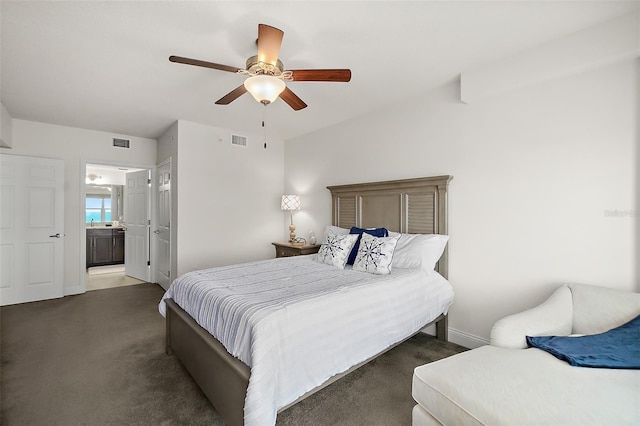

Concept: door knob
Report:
left=154, top=230, right=160, bottom=234
left=49, top=233, right=61, bottom=238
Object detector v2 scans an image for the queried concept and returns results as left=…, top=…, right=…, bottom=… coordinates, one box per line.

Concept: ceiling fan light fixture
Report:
left=171, top=24, right=350, bottom=110
left=244, top=75, right=286, bottom=104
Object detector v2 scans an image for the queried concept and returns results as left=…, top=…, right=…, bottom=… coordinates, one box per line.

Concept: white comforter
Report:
left=159, top=255, right=454, bottom=426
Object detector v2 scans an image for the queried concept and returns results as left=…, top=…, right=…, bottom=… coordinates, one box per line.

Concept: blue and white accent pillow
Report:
left=316, top=234, right=359, bottom=269
left=352, top=233, right=400, bottom=275
left=346, top=227, right=389, bottom=265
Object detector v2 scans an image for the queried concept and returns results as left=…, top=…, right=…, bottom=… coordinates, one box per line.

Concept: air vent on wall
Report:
left=231, top=134, right=247, bottom=147
left=113, top=138, right=130, bottom=148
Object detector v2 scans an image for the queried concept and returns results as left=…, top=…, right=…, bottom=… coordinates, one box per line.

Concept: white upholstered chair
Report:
left=412, top=283, right=640, bottom=426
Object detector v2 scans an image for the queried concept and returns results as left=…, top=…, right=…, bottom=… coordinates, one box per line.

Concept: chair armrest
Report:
left=490, top=285, right=573, bottom=349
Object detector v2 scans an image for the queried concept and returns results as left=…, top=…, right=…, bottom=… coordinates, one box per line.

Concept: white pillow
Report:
left=391, top=234, right=449, bottom=271
left=322, top=225, right=349, bottom=243
left=352, top=233, right=400, bottom=275
left=316, top=234, right=359, bottom=269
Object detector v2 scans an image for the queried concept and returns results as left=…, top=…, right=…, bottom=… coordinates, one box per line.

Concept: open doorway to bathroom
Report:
left=85, top=163, right=149, bottom=291
left=86, top=265, right=146, bottom=291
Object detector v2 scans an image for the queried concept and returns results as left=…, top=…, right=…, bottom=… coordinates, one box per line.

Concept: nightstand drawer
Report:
left=277, top=245, right=299, bottom=257
left=272, top=242, right=321, bottom=258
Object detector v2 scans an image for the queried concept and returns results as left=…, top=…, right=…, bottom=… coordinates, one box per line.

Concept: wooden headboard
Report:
left=327, top=175, right=453, bottom=278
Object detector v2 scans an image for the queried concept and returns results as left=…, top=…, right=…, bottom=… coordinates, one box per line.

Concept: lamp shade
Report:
left=281, top=194, right=301, bottom=211
left=244, top=75, right=286, bottom=104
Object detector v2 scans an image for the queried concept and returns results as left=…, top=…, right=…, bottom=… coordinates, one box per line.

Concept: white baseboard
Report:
left=419, top=320, right=489, bottom=350
left=64, top=285, right=84, bottom=296
left=448, top=327, right=489, bottom=349
left=419, top=325, right=488, bottom=349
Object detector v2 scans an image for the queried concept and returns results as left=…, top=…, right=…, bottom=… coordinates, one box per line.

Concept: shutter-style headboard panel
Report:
left=327, top=175, right=453, bottom=277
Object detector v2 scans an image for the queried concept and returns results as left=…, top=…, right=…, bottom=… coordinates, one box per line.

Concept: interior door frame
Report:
left=79, top=159, right=157, bottom=292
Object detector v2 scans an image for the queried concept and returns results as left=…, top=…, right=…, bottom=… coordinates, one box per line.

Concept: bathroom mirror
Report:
left=86, top=184, right=124, bottom=225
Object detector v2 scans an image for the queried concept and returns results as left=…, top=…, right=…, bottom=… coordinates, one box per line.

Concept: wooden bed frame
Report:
left=165, top=175, right=453, bottom=426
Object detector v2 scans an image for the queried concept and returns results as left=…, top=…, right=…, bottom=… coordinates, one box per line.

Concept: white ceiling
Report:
left=2, top=1, right=637, bottom=142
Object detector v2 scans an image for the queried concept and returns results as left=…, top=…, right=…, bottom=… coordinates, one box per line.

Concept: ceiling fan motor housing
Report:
left=245, top=55, right=285, bottom=77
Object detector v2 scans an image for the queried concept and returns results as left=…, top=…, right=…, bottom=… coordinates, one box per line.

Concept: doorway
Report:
left=81, top=162, right=152, bottom=292
left=86, top=265, right=146, bottom=291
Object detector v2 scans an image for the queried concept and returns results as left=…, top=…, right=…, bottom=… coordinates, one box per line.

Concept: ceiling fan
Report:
left=169, top=24, right=351, bottom=111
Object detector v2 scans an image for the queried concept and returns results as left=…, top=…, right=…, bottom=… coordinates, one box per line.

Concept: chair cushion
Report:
left=569, top=283, right=640, bottom=335
left=412, top=346, right=640, bottom=425
left=412, top=404, right=445, bottom=426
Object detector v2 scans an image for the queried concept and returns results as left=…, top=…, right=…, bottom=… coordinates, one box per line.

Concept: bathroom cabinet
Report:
left=86, top=228, right=125, bottom=268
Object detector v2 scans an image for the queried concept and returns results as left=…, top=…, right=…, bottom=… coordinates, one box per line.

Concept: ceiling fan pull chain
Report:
left=262, top=104, right=267, bottom=149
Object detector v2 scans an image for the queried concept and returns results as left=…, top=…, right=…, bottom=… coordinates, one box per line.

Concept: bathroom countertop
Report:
left=86, top=226, right=125, bottom=230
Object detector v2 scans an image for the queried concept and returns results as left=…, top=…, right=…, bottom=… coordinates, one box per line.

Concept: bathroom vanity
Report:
left=86, top=227, right=125, bottom=268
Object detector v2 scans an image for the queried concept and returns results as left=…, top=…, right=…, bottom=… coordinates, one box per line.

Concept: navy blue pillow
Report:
left=347, top=227, right=389, bottom=265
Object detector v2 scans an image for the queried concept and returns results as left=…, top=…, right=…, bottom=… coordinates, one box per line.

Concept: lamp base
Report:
left=290, top=241, right=305, bottom=247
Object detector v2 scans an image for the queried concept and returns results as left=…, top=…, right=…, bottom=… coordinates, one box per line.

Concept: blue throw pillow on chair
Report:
left=347, top=227, right=389, bottom=265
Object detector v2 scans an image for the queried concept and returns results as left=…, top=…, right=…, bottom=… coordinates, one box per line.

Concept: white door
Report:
left=0, top=154, right=64, bottom=306
left=124, top=169, right=150, bottom=282
left=155, top=160, right=171, bottom=290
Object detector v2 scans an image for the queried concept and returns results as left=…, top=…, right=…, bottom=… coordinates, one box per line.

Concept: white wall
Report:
left=0, top=103, right=13, bottom=148
left=461, top=13, right=639, bottom=103
left=160, top=120, right=285, bottom=277
left=1, top=120, right=157, bottom=295
left=284, top=59, right=638, bottom=346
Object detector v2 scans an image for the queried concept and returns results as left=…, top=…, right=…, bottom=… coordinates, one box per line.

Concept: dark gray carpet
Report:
left=1, top=283, right=465, bottom=425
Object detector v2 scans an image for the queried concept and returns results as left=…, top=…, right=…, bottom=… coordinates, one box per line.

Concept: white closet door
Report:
left=155, top=161, right=171, bottom=290
left=0, top=154, right=64, bottom=306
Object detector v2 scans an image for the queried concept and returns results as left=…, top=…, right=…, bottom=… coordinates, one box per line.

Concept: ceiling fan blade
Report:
left=289, top=69, right=352, bottom=82
left=169, top=55, right=241, bottom=73
left=215, top=85, right=248, bottom=105
left=279, top=87, right=307, bottom=111
left=257, top=24, right=284, bottom=66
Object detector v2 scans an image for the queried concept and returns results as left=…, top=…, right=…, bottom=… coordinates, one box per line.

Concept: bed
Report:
left=159, top=175, right=453, bottom=426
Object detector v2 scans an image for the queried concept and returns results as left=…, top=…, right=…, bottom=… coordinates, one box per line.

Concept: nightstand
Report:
left=272, top=242, right=321, bottom=258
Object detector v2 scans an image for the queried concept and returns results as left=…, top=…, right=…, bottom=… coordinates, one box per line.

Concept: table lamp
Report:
left=281, top=194, right=302, bottom=246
